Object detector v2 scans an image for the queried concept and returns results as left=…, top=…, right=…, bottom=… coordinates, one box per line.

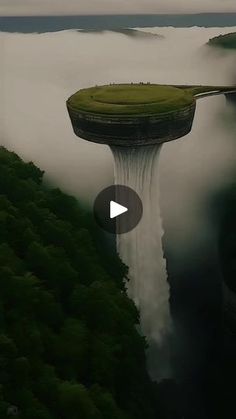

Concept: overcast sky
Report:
left=0, top=0, right=236, bottom=16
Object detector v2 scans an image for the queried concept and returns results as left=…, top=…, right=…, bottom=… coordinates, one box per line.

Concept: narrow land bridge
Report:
left=67, top=84, right=236, bottom=147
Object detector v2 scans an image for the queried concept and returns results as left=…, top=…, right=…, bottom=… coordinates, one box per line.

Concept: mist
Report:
left=1, top=24, right=236, bottom=277
left=1, top=24, right=236, bottom=413
left=1, top=26, right=236, bottom=220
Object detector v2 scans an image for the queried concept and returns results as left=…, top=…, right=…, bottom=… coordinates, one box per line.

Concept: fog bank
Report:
left=1, top=26, right=236, bottom=387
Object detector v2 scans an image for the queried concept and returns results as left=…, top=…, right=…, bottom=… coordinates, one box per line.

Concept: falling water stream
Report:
left=111, top=144, right=172, bottom=379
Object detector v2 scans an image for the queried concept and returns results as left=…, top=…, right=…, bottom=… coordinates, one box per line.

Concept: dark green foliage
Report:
left=208, top=32, right=236, bottom=49
left=0, top=147, right=159, bottom=418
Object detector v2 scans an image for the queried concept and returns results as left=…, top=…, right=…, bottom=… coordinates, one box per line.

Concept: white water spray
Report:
left=111, top=144, right=172, bottom=379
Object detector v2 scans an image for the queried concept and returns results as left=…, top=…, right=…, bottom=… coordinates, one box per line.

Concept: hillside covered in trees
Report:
left=208, top=32, right=236, bottom=49
left=0, top=147, right=171, bottom=419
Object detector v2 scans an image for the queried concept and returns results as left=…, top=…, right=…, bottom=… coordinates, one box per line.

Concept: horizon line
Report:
left=1, top=12, right=236, bottom=18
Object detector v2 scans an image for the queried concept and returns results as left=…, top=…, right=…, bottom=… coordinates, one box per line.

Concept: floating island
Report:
left=67, top=83, right=236, bottom=146
left=208, top=32, right=236, bottom=49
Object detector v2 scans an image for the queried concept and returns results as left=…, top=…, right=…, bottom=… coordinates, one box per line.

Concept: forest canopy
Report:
left=208, top=32, right=236, bottom=49
left=0, top=147, right=163, bottom=419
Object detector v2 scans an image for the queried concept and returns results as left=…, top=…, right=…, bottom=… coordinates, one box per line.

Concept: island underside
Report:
left=68, top=102, right=196, bottom=146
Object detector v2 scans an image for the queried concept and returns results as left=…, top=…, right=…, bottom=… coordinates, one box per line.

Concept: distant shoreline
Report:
left=1, top=13, right=236, bottom=17
left=1, top=13, right=236, bottom=33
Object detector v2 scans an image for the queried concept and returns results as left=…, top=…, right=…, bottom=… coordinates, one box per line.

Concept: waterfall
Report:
left=111, top=144, right=172, bottom=379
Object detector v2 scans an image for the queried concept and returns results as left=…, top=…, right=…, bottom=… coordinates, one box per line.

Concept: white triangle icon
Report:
left=110, top=200, right=128, bottom=219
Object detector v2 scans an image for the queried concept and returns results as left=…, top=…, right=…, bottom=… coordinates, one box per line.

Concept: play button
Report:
left=94, top=185, right=143, bottom=234
left=110, top=201, right=128, bottom=219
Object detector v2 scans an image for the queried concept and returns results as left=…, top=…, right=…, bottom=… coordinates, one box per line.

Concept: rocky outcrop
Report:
left=67, top=102, right=196, bottom=146
left=223, top=282, right=236, bottom=335
left=225, top=92, right=236, bottom=105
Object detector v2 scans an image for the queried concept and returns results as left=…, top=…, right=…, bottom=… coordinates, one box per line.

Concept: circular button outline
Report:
left=93, top=185, right=143, bottom=235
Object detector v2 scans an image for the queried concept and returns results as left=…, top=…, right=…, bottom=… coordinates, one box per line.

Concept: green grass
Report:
left=67, top=83, right=236, bottom=117
left=208, top=32, right=236, bottom=49
left=67, top=84, right=194, bottom=116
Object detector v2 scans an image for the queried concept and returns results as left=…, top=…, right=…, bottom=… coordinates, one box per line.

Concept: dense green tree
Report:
left=0, top=147, right=160, bottom=418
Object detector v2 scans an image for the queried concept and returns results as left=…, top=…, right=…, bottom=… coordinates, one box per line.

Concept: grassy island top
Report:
left=67, top=84, right=195, bottom=116
left=67, top=83, right=236, bottom=117
left=208, top=32, right=236, bottom=49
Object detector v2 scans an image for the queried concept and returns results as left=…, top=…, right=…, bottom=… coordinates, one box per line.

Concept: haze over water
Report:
left=1, top=23, right=236, bottom=381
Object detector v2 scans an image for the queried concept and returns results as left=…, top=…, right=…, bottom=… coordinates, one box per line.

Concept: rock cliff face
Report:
left=223, top=283, right=236, bottom=334
left=225, top=92, right=236, bottom=105
left=67, top=102, right=196, bottom=146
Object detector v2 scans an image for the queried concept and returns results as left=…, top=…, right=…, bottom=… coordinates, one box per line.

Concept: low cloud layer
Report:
left=0, top=0, right=236, bottom=16
left=1, top=27, right=236, bottom=382
left=1, top=26, right=236, bottom=209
